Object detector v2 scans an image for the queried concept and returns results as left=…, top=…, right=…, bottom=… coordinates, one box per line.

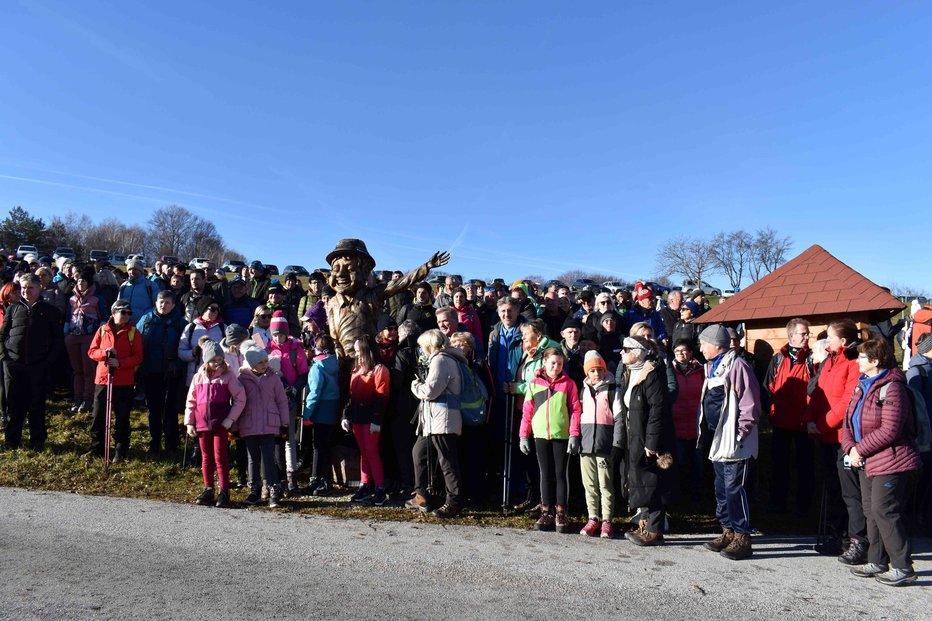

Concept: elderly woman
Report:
left=842, top=338, right=922, bottom=586
left=617, top=336, right=676, bottom=546
left=406, top=329, right=468, bottom=518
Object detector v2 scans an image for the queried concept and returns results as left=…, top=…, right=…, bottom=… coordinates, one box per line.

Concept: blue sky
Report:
left=2, top=1, right=930, bottom=291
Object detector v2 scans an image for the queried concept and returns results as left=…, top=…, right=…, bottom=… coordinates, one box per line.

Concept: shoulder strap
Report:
left=289, top=342, right=298, bottom=369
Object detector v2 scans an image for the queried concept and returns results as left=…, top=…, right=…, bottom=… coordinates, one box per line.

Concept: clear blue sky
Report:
left=2, top=1, right=930, bottom=291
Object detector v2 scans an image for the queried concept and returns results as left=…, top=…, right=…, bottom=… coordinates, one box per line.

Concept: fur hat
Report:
left=583, top=350, right=607, bottom=375
left=699, top=324, right=731, bottom=349
left=270, top=311, right=289, bottom=334
left=243, top=344, right=269, bottom=369
left=200, top=339, right=224, bottom=364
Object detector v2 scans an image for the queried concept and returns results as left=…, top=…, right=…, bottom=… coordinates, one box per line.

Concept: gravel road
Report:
left=1, top=488, right=928, bottom=620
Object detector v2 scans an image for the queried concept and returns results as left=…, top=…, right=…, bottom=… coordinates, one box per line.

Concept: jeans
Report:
left=713, top=459, right=752, bottom=534
left=244, top=434, right=277, bottom=489
left=535, top=438, right=569, bottom=507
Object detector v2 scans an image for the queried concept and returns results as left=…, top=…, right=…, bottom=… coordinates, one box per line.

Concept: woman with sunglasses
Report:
left=179, top=297, right=227, bottom=388
left=249, top=304, right=273, bottom=348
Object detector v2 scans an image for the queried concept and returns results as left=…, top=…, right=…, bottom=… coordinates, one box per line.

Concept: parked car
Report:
left=222, top=259, right=246, bottom=272
left=644, top=281, right=672, bottom=295
left=602, top=281, right=626, bottom=293
left=126, top=253, right=147, bottom=267
left=160, top=255, right=180, bottom=265
left=264, top=264, right=279, bottom=275
left=52, top=247, right=76, bottom=261
left=108, top=253, right=128, bottom=266
left=89, top=249, right=109, bottom=263
left=188, top=257, right=214, bottom=270
left=682, top=280, right=722, bottom=297
left=283, top=265, right=309, bottom=276
left=15, top=244, right=38, bottom=259
left=721, top=289, right=739, bottom=299
left=572, top=278, right=597, bottom=290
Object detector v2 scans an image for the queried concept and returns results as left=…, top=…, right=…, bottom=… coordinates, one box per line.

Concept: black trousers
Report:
left=535, top=438, right=569, bottom=507
left=460, top=425, right=489, bottom=505
left=143, top=372, right=182, bottom=452
left=860, top=470, right=916, bottom=569
left=770, top=427, right=815, bottom=514
left=413, top=434, right=462, bottom=507
left=818, top=442, right=851, bottom=538
left=836, top=446, right=867, bottom=540
left=90, top=383, right=134, bottom=457
left=3, top=360, right=50, bottom=449
left=311, top=423, right=335, bottom=481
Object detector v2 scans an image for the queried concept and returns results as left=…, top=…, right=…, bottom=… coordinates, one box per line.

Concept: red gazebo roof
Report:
left=695, top=244, right=904, bottom=324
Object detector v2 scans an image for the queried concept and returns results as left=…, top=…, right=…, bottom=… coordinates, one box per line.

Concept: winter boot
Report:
left=431, top=504, right=461, bottom=519
left=195, top=487, right=215, bottom=506
left=624, top=520, right=664, bottom=547
left=720, top=532, right=752, bottom=560
left=268, top=484, right=283, bottom=508
left=215, top=488, right=230, bottom=508
left=313, top=479, right=333, bottom=497
left=534, top=506, right=555, bottom=531
left=838, top=537, right=868, bottom=565
left=554, top=506, right=570, bottom=534
left=704, top=527, right=735, bottom=552
left=244, top=484, right=262, bottom=506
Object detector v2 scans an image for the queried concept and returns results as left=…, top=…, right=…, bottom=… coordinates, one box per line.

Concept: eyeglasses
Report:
left=794, top=332, right=810, bottom=338
left=673, top=350, right=689, bottom=356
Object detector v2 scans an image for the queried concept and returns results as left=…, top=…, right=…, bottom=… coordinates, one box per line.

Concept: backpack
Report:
left=879, top=368, right=931, bottom=454
left=911, top=306, right=932, bottom=356
left=436, top=353, right=489, bottom=426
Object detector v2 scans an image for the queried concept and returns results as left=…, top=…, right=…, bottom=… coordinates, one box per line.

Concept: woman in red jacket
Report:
left=671, top=339, right=705, bottom=501
left=805, top=318, right=866, bottom=561
left=842, top=338, right=922, bottom=586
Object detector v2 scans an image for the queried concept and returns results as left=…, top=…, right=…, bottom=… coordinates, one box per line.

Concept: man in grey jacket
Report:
left=696, top=324, right=761, bottom=561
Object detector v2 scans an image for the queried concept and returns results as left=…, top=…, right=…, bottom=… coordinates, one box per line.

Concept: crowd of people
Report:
left=0, top=254, right=929, bottom=586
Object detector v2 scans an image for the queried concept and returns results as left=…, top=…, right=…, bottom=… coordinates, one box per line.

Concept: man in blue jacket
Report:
left=118, top=259, right=159, bottom=323
left=137, top=290, right=185, bottom=456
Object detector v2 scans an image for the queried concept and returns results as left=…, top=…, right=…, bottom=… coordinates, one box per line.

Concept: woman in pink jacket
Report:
left=237, top=344, right=290, bottom=508
left=184, top=337, right=246, bottom=509
left=64, top=273, right=104, bottom=412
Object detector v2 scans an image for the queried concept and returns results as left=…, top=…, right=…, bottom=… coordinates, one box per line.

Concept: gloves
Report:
left=519, top=437, right=531, bottom=455
left=341, top=418, right=351, bottom=433
left=186, top=424, right=196, bottom=438
left=221, top=418, right=233, bottom=430
left=370, top=423, right=381, bottom=434
left=567, top=436, right=581, bottom=456
left=279, top=425, right=289, bottom=439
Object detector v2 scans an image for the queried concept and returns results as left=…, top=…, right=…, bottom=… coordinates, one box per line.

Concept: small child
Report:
left=578, top=351, right=623, bottom=539
left=302, top=335, right=341, bottom=496
left=343, top=338, right=390, bottom=506
left=221, top=324, right=250, bottom=488
left=519, top=347, right=582, bottom=533
left=266, top=311, right=309, bottom=496
left=237, top=343, right=290, bottom=508
left=184, top=337, right=246, bottom=508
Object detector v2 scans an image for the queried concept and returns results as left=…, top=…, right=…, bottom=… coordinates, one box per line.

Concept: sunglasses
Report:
left=113, top=310, right=131, bottom=315
left=257, top=314, right=271, bottom=319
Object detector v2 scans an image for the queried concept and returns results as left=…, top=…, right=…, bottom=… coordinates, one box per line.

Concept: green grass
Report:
left=1, top=392, right=815, bottom=535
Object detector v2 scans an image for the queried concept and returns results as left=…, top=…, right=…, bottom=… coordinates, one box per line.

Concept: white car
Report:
left=189, top=257, right=214, bottom=270
left=602, top=281, right=627, bottom=293
left=722, top=289, right=739, bottom=299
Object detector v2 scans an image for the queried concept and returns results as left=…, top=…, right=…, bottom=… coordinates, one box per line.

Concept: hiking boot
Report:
left=838, top=538, right=868, bottom=565
left=600, top=520, right=615, bottom=539
left=625, top=526, right=664, bottom=546
left=286, top=474, right=301, bottom=498
left=351, top=484, right=374, bottom=503
left=405, top=493, right=431, bottom=512
left=534, top=506, right=555, bottom=532
left=268, top=485, right=282, bottom=508
left=704, top=527, right=735, bottom=552
left=244, top=487, right=261, bottom=506
left=512, top=497, right=539, bottom=514
left=851, top=563, right=888, bottom=578
left=215, top=488, right=230, bottom=508
left=554, top=506, right=570, bottom=534
left=580, top=518, right=600, bottom=537
left=302, top=477, right=322, bottom=496
left=313, top=479, right=333, bottom=497
left=720, top=532, right=753, bottom=560
left=874, top=567, right=917, bottom=586
left=813, top=536, right=842, bottom=556
left=195, top=487, right=215, bottom=506
left=370, top=488, right=387, bottom=507
left=432, top=504, right=461, bottom=519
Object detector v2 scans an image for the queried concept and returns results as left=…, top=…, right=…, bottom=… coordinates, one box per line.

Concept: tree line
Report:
left=0, top=205, right=244, bottom=264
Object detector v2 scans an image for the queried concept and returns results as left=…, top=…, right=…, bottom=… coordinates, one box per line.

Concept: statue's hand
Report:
left=427, top=251, right=450, bottom=269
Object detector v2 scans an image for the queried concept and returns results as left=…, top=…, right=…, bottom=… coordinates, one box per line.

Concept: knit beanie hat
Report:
left=583, top=350, right=606, bottom=374
left=377, top=313, right=397, bottom=333
left=111, top=299, right=131, bottom=314
left=699, top=324, right=731, bottom=349
left=635, top=284, right=653, bottom=301
left=561, top=316, right=583, bottom=331
left=221, top=324, right=248, bottom=349
left=195, top=296, right=216, bottom=317
left=268, top=282, right=284, bottom=296
left=200, top=339, right=224, bottom=364
left=918, top=333, right=932, bottom=355
left=398, top=319, right=422, bottom=344
left=243, top=344, right=269, bottom=369
left=270, top=311, right=289, bottom=334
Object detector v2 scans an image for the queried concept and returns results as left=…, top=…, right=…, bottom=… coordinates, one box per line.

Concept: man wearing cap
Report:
left=325, top=238, right=449, bottom=392
left=623, top=282, right=668, bottom=344
left=181, top=269, right=220, bottom=324
left=697, top=323, right=761, bottom=560
left=117, top=258, right=160, bottom=323
left=248, top=261, right=271, bottom=302
left=87, top=299, right=144, bottom=462
left=223, top=276, right=259, bottom=328
left=396, top=282, right=438, bottom=335
left=0, top=273, right=64, bottom=450
left=137, top=291, right=185, bottom=457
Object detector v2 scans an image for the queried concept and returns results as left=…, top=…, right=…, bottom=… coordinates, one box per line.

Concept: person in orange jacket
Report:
left=87, top=299, right=144, bottom=462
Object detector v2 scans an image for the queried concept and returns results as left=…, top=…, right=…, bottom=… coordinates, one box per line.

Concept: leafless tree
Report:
left=655, top=236, right=715, bottom=290
left=748, top=227, right=792, bottom=281
left=710, top=230, right=754, bottom=289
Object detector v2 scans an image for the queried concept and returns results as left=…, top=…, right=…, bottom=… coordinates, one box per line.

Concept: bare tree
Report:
left=146, top=205, right=193, bottom=259
left=554, top=270, right=627, bottom=286
left=710, top=230, right=753, bottom=290
left=655, top=236, right=715, bottom=290
left=749, top=228, right=792, bottom=281
left=888, top=281, right=929, bottom=299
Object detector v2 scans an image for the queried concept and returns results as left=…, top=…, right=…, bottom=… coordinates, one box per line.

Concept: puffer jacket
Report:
left=266, top=335, right=309, bottom=388
left=117, top=276, right=159, bottom=323
left=237, top=366, right=290, bottom=437
left=514, top=335, right=561, bottom=394
left=183, top=366, right=246, bottom=432
left=671, top=359, right=704, bottom=441
left=178, top=318, right=225, bottom=385
left=136, top=308, right=184, bottom=375
left=520, top=368, right=582, bottom=441
left=87, top=319, right=144, bottom=386
left=841, top=367, right=923, bottom=477
left=303, top=353, right=341, bottom=424
left=579, top=377, right=623, bottom=454
left=0, top=299, right=63, bottom=365
left=411, top=347, right=468, bottom=436
left=806, top=342, right=861, bottom=444
left=344, top=363, right=390, bottom=425
left=65, top=286, right=105, bottom=336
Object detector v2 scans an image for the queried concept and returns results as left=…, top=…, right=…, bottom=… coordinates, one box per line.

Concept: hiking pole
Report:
left=502, top=392, right=513, bottom=514
left=103, top=351, right=115, bottom=471
left=180, top=431, right=189, bottom=469
left=815, top=482, right=827, bottom=550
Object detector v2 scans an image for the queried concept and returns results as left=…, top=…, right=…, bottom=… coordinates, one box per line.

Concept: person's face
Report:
left=857, top=352, right=879, bottom=375
left=190, top=272, right=205, bottom=291
left=587, top=366, right=605, bottom=384
left=251, top=360, right=269, bottom=375
left=273, top=332, right=287, bottom=344
left=170, top=275, right=184, bottom=289
left=453, top=291, right=467, bottom=308
left=695, top=294, right=706, bottom=305
left=464, top=284, right=475, bottom=299
left=522, top=330, right=541, bottom=353
left=557, top=287, right=569, bottom=299
left=268, top=291, right=283, bottom=305
left=112, top=307, right=131, bottom=326
left=415, top=287, right=430, bottom=304
left=202, top=303, right=220, bottom=321
left=668, top=292, right=682, bottom=310
left=380, top=326, right=399, bottom=343
left=444, top=278, right=455, bottom=292
left=730, top=336, right=741, bottom=350
left=437, top=312, right=456, bottom=336
left=231, top=282, right=246, bottom=299
left=21, top=281, right=40, bottom=304
left=680, top=308, right=693, bottom=321
left=635, top=326, right=653, bottom=339
left=826, top=327, right=845, bottom=353
left=621, top=346, right=640, bottom=365
left=498, top=303, right=518, bottom=327
left=206, top=356, right=225, bottom=371
left=699, top=341, right=722, bottom=361
left=601, top=316, right=617, bottom=333
left=637, top=296, right=652, bottom=309
left=391, top=271, right=403, bottom=283
left=310, top=279, right=322, bottom=294
left=511, top=288, right=526, bottom=301
left=9, top=287, right=21, bottom=304
left=788, top=324, right=810, bottom=348
left=284, top=278, right=296, bottom=289
left=562, top=327, right=580, bottom=345
left=581, top=298, right=593, bottom=312
left=75, top=278, right=90, bottom=295
left=128, top=267, right=142, bottom=280
left=543, top=354, right=564, bottom=379
left=544, top=297, right=558, bottom=315
left=329, top=255, right=361, bottom=294
left=255, top=310, right=271, bottom=326
left=156, top=297, right=175, bottom=315
left=38, top=272, right=51, bottom=287
left=673, top=346, right=691, bottom=363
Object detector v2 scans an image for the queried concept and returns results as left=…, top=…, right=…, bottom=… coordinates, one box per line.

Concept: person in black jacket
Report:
left=385, top=319, right=423, bottom=497
left=0, top=274, right=64, bottom=450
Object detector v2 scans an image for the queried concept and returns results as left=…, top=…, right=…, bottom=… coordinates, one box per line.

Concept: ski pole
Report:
left=104, top=352, right=114, bottom=470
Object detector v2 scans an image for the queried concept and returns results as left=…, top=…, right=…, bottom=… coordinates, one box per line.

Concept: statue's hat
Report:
left=326, top=238, right=376, bottom=272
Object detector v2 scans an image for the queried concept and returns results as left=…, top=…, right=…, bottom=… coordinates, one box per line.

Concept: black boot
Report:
left=838, top=537, right=868, bottom=565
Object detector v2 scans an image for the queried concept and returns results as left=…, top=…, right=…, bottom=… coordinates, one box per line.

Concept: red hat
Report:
left=270, top=311, right=289, bottom=334
left=635, top=281, right=653, bottom=301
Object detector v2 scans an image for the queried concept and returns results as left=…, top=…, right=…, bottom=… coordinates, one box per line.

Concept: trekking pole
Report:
left=815, top=482, right=827, bottom=549
left=180, top=431, right=189, bottom=469
left=502, top=392, right=513, bottom=514
left=103, top=352, right=115, bottom=471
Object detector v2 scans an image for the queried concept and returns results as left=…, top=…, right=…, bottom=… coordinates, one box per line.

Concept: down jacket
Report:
left=671, top=360, right=704, bottom=441
left=183, top=366, right=246, bottom=432
left=806, top=342, right=861, bottom=444
left=520, top=368, right=582, bottom=441
left=411, top=347, right=467, bottom=436
left=344, top=363, right=390, bottom=425
left=237, top=366, right=290, bottom=437
left=579, top=377, right=622, bottom=454
left=87, top=320, right=143, bottom=386
left=303, top=353, right=341, bottom=425
left=841, top=367, right=922, bottom=477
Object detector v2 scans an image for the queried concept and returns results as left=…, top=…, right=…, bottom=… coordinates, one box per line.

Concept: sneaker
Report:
left=79, top=400, right=92, bottom=413
left=838, top=538, right=868, bottom=565
left=244, top=488, right=261, bottom=505
left=313, top=479, right=333, bottom=497
left=405, top=493, right=431, bottom=512
left=554, top=506, right=570, bottom=534
left=600, top=521, right=615, bottom=539
left=580, top=518, right=601, bottom=537
left=71, top=401, right=81, bottom=412
left=351, top=484, right=374, bottom=503
left=851, top=563, right=888, bottom=578
left=370, top=488, right=388, bottom=507
left=195, top=487, right=215, bottom=506
left=534, top=507, right=555, bottom=532
left=215, top=489, right=230, bottom=508
left=431, top=504, right=461, bottom=519
left=302, top=477, right=322, bottom=496
left=874, top=567, right=917, bottom=586
left=268, top=485, right=282, bottom=508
